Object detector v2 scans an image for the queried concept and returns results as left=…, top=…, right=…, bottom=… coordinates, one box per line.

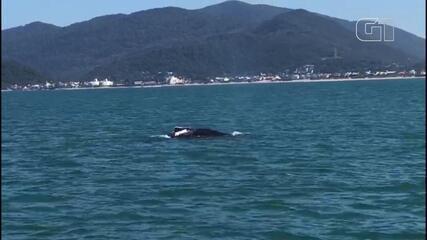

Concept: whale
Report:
left=168, top=127, right=230, bottom=138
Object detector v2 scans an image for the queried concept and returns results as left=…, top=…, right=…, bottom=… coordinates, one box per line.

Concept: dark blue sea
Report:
left=2, top=79, right=425, bottom=239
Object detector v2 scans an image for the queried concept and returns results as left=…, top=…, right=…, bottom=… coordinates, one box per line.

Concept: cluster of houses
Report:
left=87, top=78, right=114, bottom=87
left=133, top=75, right=189, bottom=86
left=8, top=78, right=115, bottom=90
left=203, top=67, right=425, bottom=83
left=4, top=67, right=426, bottom=91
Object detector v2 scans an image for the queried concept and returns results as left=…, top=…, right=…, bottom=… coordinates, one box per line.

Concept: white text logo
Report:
left=356, top=18, right=394, bottom=42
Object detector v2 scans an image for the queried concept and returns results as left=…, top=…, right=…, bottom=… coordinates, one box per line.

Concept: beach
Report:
left=2, top=76, right=424, bottom=92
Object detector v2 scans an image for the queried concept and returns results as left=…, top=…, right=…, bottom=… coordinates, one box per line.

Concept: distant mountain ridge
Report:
left=2, top=0, right=425, bottom=85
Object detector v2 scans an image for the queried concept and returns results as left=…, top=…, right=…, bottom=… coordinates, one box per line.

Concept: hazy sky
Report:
left=2, top=0, right=425, bottom=37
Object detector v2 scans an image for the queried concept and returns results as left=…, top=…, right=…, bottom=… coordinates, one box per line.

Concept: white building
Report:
left=45, top=81, right=54, bottom=88
left=168, top=76, right=184, bottom=85
left=383, top=70, right=396, bottom=75
left=303, top=65, right=315, bottom=74
left=89, top=78, right=100, bottom=87
left=100, top=78, right=113, bottom=87
left=214, top=77, right=230, bottom=82
left=70, top=82, right=80, bottom=88
left=260, top=75, right=281, bottom=81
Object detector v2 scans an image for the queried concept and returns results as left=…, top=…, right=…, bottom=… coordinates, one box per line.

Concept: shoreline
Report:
left=147, top=76, right=426, bottom=88
left=2, top=76, right=425, bottom=92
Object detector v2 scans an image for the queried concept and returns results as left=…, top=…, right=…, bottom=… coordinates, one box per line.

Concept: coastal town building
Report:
left=45, top=82, right=54, bottom=89
left=100, top=78, right=113, bottom=87
left=168, top=76, right=185, bottom=85
left=89, top=78, right=100, bottom=87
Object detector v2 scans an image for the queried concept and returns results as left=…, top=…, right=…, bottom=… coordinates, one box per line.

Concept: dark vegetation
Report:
left=2, top=1, right=425, bottom=86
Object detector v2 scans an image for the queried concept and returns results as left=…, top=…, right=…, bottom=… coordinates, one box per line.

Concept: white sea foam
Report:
left=231, top=131, right=245, bottom=136
left=150, top=134, right=171, bottom=139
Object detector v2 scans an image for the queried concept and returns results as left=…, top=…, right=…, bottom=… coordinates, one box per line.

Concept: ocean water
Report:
left=1, top=79, right=425, bottom=240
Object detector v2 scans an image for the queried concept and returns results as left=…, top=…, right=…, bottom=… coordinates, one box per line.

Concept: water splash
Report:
left=152, top=131, right=245, bottom=138
left=231, top=131, right=246, bottom=136
left=150, top=134, right=171, bottom=139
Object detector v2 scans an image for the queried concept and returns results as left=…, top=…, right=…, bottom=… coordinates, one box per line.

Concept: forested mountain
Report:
left=2, top=1, right=425, bottom=85
left=1, top=60, right=50, bottom=88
